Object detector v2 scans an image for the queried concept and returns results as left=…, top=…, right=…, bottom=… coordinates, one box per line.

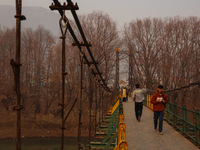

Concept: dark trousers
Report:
left=135, top=102, right=143, bottom=120
left=123, top=97, right=126, bottom=102
left=154, top=111, right=164, bottom=132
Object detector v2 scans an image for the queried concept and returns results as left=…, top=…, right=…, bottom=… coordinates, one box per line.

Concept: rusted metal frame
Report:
left=64, top=98, right=78, bottom=123
left=51, top=2, right=109, bottom=147
left=52, top=0, right=96, bottom=82
left=52, top=0, right=109, bottom=92
left=72, top=41, right=91, bottom=47
left=72, top=42, right=94, bottom=149
left=73, top=44, right=98, bottom=150
left=49, top=2, right=79, bottom=11
left=10, top=1, right=26, bottom=150
left=115, top=49, right=119, bottom=92
left=68, top=1, right=110, bottom=92
left=99, top=85, right=101, bottom=126
left=59, top=14, right=68, bottom=150
left=77, top=48, right=85, bottom=150
left=88, top=70, right=93, bottom=150
left=94, top=83, right=98, bottom=138
left=129, top=49, right=134, bottom=91
left=49, top=4, right=70, bottom=149
left=51, top=1, right=102, bottom=149
left=101, top=91, right=104, bottom=123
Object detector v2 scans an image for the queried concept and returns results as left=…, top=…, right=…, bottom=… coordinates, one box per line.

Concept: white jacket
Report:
left=132, top=88, right=147, bottom=103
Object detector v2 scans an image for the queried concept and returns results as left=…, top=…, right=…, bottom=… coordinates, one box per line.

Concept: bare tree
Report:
left=123, top=16, right=200, bottom=108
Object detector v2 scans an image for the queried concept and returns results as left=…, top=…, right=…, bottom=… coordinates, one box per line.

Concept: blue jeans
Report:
left=154, top=111, right=164, bottom=132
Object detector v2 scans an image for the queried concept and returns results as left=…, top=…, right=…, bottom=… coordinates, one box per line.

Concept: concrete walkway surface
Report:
left=123, top=97, right=199, bottom=150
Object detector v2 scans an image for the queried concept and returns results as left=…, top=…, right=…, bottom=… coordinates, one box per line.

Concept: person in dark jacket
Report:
left=151, top=85, right=168, bottom=135
left=122, top=87, right=127, bottom=102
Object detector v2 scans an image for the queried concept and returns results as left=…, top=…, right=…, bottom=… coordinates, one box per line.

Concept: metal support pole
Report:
left=88, top=73, right=93, bottom=150
left=101, top=91, right=104, bottom=123
left=78, top=49, right=84, bottom=150
left=11, top=1, right=25, bottom=150
left=182, top=106, right=187, bottom=135
left=94, top=83, right=98, bottom=138
left=59, top=10, right=68, bottom=150
left=129, top=49, right=134, bottom=91
left=99, top=85, right=101, bottom=125
left=115, top=48, right=120, bottom=93
left=15, top=2, right=22, bottom=149
left=195, top=110, right=200, bottom=146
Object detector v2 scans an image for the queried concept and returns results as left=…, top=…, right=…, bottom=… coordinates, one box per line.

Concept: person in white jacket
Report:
left=132, top=84, right=147, bottom=122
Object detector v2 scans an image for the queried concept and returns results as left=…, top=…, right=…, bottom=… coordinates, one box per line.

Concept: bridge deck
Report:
left=123, top=97, right=198, bottom=150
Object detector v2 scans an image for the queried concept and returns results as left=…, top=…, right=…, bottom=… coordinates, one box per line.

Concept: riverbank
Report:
left=0, top=112, right=90, bottom=139
left=0, top=137, right=88, bottom=150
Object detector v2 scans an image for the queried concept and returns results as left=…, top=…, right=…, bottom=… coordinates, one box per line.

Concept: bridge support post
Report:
left=182, top=106, right=187, bottom=136
left=115, top=48, right=120, bottom=93
left=173, top=103, right=177, bottom=128
left=129, top=49, right=134, bottom=91
left=195, top=110, right=200, bottom=146
left=11, top=1, right=26, bottom=150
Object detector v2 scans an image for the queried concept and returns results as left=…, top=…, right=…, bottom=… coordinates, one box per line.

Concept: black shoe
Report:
left=138, top=116, right=141, bottom=122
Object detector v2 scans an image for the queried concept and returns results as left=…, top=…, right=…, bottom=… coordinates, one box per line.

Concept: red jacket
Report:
left=151, top=91, right=168, bottom=111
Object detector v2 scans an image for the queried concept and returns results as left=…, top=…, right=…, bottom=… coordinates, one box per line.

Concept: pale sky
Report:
left=1, top=0, right=200, bottom=28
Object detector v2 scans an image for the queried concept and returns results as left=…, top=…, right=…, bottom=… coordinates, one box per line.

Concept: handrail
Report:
left=91, top=95, right=120, bottom=149
left=91, top=94, right=128, bottom=149
left=114, top=114, right=128, bottom=150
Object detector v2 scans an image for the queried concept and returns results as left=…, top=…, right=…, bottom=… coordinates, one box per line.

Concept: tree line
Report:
left=0, top=10, right=119, bottom=135
left=123, top=16, right=200, bottom=108
left=0, top=13, right=200, bottom=121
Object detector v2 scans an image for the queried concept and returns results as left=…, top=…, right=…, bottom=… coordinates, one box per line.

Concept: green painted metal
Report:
left=195, top=110, right=200, bottom=145
left=90, top=142, right=115, bottom=149
left=104, top=131, right=118, bottom=150
left=105, top=108, right=119, bottom=131
left=90, top=96, right=121, bottom=150
left=90, top=98, right=122, bottom=149
left=102, top=106, right=118, bottom=124
left=182, top=106, right=187, bottom=134
left=106, top=117, right=118, bottom=134
left=165, top=102, right=200, bottom=147
left=144, top=95, right=200, bottom=147
left=109, top=106, right=119, bottom=121
left=102, top=123, right=118, bottom=144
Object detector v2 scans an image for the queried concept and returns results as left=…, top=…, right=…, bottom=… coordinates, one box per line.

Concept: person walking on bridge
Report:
left=132, top=84, right=147, bottom=122
left=151, top=85, right=168, bottom=135
left=122, top=87, right=127, bottom=102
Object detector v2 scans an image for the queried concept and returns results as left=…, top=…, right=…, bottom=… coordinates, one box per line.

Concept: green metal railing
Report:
left=90, top=96, right=122, bottom=149
left=165, top=102, right=200, bottom=147
left=144, top=96, right=200, bottom=147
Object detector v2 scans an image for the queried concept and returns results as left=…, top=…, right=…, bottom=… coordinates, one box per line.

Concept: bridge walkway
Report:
left=123, top=97, right=199, bottom=150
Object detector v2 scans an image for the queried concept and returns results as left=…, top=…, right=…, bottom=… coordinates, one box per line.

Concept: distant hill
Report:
left=0, top=5, right=61, bottom=36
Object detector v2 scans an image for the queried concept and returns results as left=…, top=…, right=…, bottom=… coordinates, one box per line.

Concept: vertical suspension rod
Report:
left=11, top=1, right=25, bottom=150
left=59, top=11, right=68, bottom=150
left=78, top=51, right=84, bottom=150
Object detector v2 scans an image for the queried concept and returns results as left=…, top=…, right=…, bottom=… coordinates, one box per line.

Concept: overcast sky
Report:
left=1, top=0, right=200, bottom=28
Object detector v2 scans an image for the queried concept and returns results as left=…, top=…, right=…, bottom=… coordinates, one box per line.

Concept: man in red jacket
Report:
left=151, top=85, right=168, bottom=135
